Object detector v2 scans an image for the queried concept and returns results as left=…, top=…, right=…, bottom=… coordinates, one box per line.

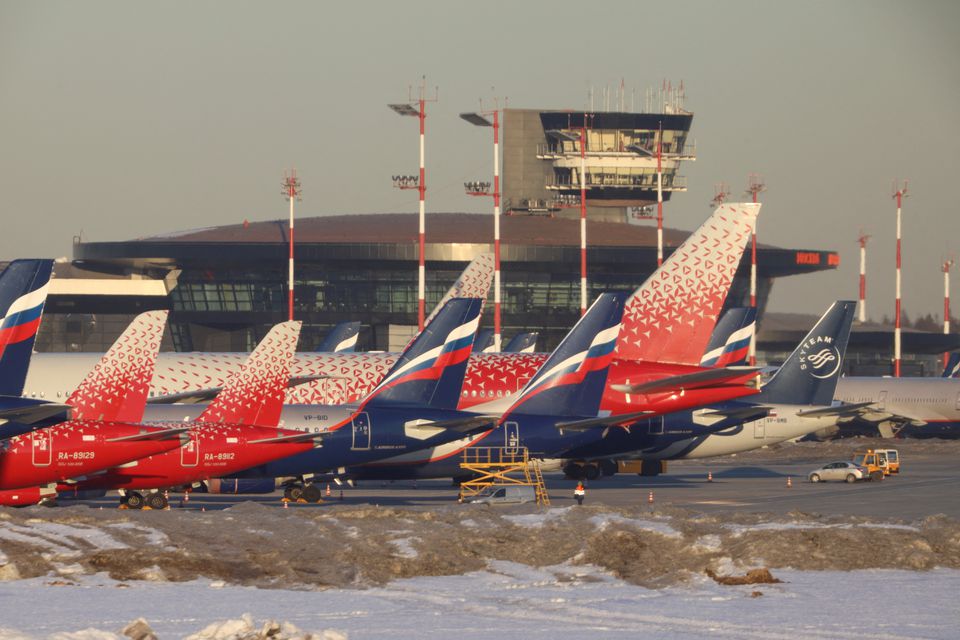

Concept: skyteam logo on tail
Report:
left=0, top=284, right=49, bottom=359
left=514, top=323, right=620, bottom=404
left=701, top=323, right=754, bottom=367
left=799, top=335, right=841, bottom=380
left=371, top=315, right=480, bottom=393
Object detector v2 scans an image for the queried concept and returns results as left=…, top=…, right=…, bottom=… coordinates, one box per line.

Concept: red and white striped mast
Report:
left=892, top=180, right=908, bottom=377
left=282, top=169, right=302, bottom=322
left=656, top=122, right=664, bottom=266
left=745, top=174, right=766, bottom=366
left=579, top=113, right=589, bottom=315
left=858, top=232, right=870, bottom=323
left=944, top=258, right=955, bottom=367
left=461, top=102, right=503, bottom=350
left=390, top=77, right=438, bottom=331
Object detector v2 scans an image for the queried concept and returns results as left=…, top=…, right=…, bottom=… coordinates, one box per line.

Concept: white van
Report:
left=466, top=485, right=536, bottom=505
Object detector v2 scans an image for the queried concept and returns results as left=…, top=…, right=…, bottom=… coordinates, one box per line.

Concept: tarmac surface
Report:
left=65, top=439, right=960, bottom=520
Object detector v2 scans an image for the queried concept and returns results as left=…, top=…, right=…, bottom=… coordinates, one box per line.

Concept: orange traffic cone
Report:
left=707, top=471, right=713, bottom=483
left=648, top=491, right=654, bottom=504
left=184, top=492, right=190, bottom=503
left=201, top=506, right=206, bottom=512
left=325, top=484, right=331, bottom=497
left=283, top=500, right=289, bottom=509
left=786, top=476, right=793, bottom=488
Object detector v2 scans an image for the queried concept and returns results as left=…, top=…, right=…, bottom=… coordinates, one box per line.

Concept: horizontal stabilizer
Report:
left=0, top=397, right=70, bottom=424
left=105, top=426, right=191, bottom=443
left=149, top=373, right=330, bottom=406
left=611, top=367, right=760, bottom=395
left=796, top=401, right=875, bottom=418
left=555, top=409, right=653, bottom=433
left=247, top=431, right=324, bottom=445
left=404, top=415, right=499, bottom=441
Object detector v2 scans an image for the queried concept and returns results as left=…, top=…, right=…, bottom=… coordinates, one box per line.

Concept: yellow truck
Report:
left=851, top=449, right=900, bottom=480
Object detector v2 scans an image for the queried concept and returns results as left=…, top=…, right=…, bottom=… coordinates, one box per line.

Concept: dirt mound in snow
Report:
left=1, top=504, right=958, bottom=589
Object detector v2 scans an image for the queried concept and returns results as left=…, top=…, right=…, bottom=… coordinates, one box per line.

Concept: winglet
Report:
left=66, top=310, right=168, bottom=423
left=197, top=321, right=301, bottom=427
left=616, top=203, right=760, bottom=365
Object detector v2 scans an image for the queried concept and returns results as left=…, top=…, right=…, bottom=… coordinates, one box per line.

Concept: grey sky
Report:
left=1, top=0, right=958, bottom=320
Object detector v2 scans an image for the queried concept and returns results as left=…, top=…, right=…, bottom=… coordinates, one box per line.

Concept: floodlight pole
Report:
left=656, top=122, right=664, bottom=267
left=944, top=259, right=954, bottom=368
left=282, top=169, right=302, bottom=322
left=745, top=174, right=766, bottom=367
left=389, top=79, right=437, bottom=331
left=893, top=181, right=908, bottom=377
left=460, top=107, right=502, bottom=351
left=579, top=116, right=588, bottom=316
left=858, top=232, right=870, bottom=323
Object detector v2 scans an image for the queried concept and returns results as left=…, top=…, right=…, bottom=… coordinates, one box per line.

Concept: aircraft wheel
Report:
left=125, top=492, right=145, bottom=510
left=146, top=492, right=168, bottom=510
left=301, top=484, right=324, bottom=503
left=562, top=462, right=584, bottom=480
left=284, top=485, right=304, bottom=502
left=598, top=459, right=618, bottom=477
left=583, top=463, right=601, bottom=481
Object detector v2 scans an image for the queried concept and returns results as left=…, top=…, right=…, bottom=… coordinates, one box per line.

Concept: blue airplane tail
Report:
left=504, top=332, right=538, bottom=353
left=506, top=292, right=626, bottom=417
left=758, top=301, right=856, bottom=406
left=942, top=353, right=960, bottom=378
left=0, top=259, right=54, bottom=396
left=362, top=298, right=483, bottom=410
left=472, top=328, right=495, bottom=353
left=316, top=321, right=361, bottom=353
left=700, top=307, right=756, bottom=367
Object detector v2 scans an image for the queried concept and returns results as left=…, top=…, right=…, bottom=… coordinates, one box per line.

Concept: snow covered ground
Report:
left=0, top=564, right=958, bottom=639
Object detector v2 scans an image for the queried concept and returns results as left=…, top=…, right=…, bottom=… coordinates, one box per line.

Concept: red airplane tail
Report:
left=196, top=321, right=301, bottom=427
left=65, top=311, right=168, bottom=423
left=615, top=203, right=760, bottom=365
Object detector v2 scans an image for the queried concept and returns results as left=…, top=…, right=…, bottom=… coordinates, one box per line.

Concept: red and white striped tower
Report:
left=389, top=79, right=437, bottom=331
left=858, top=232, right=870, bottom=323
left=282, top=169, right=302, bottom=322
left=892, top=180, right=908, bottom=377
left=745, top=174, right=766, bottom=366
left=945, top=258, right=955, bottom=367
left=461, top=106, right=502, bottom=350
left=656, top=122, right=664, bottom=266
left=579, top=115, right=589, bottom=315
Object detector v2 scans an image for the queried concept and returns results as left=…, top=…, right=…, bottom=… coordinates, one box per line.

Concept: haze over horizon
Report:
left=1, top=1, right=957, bottom=321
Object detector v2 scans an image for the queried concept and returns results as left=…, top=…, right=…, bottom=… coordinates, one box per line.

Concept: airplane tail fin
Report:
left=504, top=332, right=538, bottom=353
left=198, top=321, right=301, bottom=426
left=66, top=310, right=168, bottom=423
left=423, top=253, right=493, bottom=328
left=0, top=259, right=54, bottom=396
left=616, top=203, right=760, bottom=366
left=362, top=298, right=483, bottom=410
left=505, top=292, right=626, bottom=417
left=316, top=321, right=360, bottom=353
left=758, top=301, right=857, bottom=406
left=700, top=307, right=757, bottom=367
left=942, top=352, right=960, bottom=378
left=472, top=328, right=495, bottom=353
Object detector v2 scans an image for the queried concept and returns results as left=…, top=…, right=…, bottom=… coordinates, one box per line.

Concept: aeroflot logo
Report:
left=798, top=335, right=841, bottom=379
